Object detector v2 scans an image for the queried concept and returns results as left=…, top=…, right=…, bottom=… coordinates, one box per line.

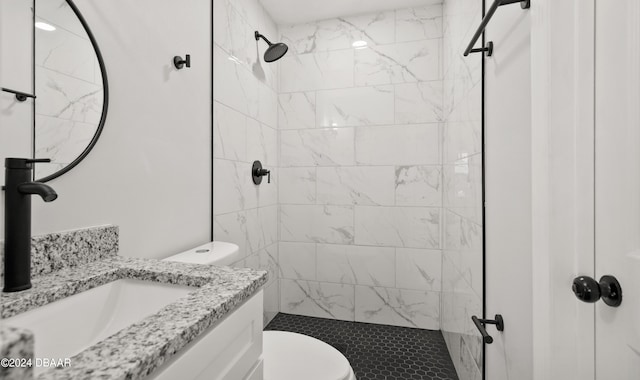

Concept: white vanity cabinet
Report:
left=148, top=290, right=264, bottom=380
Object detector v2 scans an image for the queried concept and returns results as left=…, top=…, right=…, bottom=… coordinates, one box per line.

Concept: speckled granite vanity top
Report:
left=0, top=227, right=267, bottom=380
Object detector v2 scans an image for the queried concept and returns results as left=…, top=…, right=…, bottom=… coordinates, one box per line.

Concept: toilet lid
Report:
left=263, top=331, right=352, bottom=380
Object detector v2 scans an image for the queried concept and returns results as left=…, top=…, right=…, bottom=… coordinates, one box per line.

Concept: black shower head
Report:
left=255, top=31, right=289, bottom=63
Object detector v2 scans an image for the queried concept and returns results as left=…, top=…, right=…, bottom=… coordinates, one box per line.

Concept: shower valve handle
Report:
left=252, top=160, right=270, bottom=185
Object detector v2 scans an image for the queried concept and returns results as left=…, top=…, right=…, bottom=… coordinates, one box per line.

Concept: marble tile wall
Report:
left=277, top=5, right=445, bottom=330
left=441, top=0, right=484, bottom=379
left=34, top=0, right=104, bottom=179
left=212, top=0, right=280, bottom=325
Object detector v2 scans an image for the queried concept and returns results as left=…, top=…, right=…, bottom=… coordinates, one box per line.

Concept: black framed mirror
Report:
left=33, top=0, right=108, bottom=182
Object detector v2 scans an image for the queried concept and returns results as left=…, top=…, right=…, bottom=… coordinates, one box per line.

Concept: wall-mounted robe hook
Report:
left=173, top=54, right=191, bottom=69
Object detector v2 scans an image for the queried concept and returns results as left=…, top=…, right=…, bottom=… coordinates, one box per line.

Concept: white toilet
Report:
left=163, top=242, right=357, bottom=380
left=263, top=330, right=356, bottom=380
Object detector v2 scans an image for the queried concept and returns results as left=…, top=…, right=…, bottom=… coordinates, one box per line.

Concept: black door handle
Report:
left=572, top=275, right=622, bottom=307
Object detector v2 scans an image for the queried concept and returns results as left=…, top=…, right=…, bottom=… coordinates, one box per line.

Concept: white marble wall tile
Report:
left=280, top=11, right=395, bottom=54
left=257, top=172, right=278, bottom=208
left=213, top=0, right=278, bottom=91
left=441, top=255, right=483, bottom=373
left=355, top=206, right=440, bottom=249
left=244, top=243, right=279, bottom=287
left=278, top=167, right=317, bottom=204
left=280, top=205, right=354, bottom=244
left=442, top=330, right=482, bottom=380
left=354, top=40, right=441, bottom=86
left=93, top=59, right=101, bottom=85
left=245, top=208, right=265, bottom=255
left=442, top=0, right=484, bottom=376
left=444, top=81, right=481, bottom=131
left=279, top=50, right=354, bottom=93
left=36, top=67, right=103, bottom=125
left=355, top=124, right=440, bottom=166
left=443, top=154, right=482, bottom=224
left=36, top=0, right=85, bottom=36
left=213, top=211, right=249, bottom=259
left=213, top=102, right=247, bottom=161
left=441, top=263, right=482, bottom=353
left=34, top=115, right=96, bottom=164
left=278, top=92, right=316, bottom=129
left=280, top=128, right=355, bottom=167
left=263, top=280, right=279, bottom=326
left=245, top=205, right=278, bottom=254
left=213, top=0, right=254, bottom=70
left=444, top=64, right=482, bottom=122
left=227, top=0, right=264, bottom=32
left=395, top=165, right=442, bottom=206
left=254, top=6, right=280, bottom=91
left=355, top=286, right=440, bottom=329
left=247, top=119, right=278, bottom=166
left=258, top=82, right=278, bottom=128
left=280, top=279, right=355, bottom=321
left=36, top=22, right=96, bottom=84
left=316, top=86, right=394, bottom=127
left=396, top=248, right=442, bottom=291
left=214, top=45, right=259, bottom=119
left=213, top=0, right=281, bottom=321
left=279, top=23, right=324, bottom=55
left=316, top=244, right=396, bottom=287
left=443, top=120, right=482, bottom=164
left=396, top=5, right=444, bottom=42
left=443, top=211, right=482, bottom=298
left=317, top=166, right=395, bottom=206
left=443, top=209, right=482, bottom=253
left=395, top=81, right=443, bottom=124
left=214, top=159, right=256, bottom=215
left=279, top=242, right=316, bottom=280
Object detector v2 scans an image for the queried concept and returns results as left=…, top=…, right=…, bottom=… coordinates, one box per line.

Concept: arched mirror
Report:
left=33, top=0, right=108, bottom=181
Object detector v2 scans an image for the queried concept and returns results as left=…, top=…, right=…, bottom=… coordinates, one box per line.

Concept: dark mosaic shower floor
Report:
left=265, top=313, right=459, bottom=380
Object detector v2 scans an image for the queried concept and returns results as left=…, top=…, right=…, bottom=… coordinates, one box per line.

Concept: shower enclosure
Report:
left=212, top=0, right=485, bottom=378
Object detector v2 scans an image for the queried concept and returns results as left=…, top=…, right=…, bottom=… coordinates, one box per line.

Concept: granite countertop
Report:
left=0, top=256, right=268, bottom=380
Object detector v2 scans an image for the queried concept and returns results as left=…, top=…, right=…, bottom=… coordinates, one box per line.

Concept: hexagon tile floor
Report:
left=265, top=313, right=460, bottom=380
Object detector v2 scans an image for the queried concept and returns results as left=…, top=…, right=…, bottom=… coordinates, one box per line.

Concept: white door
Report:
left=593, top=0, right=640, bottom=378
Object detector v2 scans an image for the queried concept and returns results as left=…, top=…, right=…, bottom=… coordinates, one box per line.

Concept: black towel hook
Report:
left=173, top=54, right=191, bottom=70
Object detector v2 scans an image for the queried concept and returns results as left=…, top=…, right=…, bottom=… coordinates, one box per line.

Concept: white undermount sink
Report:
left=3, top=279, right=194, bottom=375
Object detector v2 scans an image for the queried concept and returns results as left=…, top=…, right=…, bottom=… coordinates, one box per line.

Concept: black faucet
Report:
left=3, top=158, right=57, bottom=292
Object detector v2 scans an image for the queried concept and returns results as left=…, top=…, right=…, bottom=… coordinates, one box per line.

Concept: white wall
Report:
left=1, top=0, right=212, bottom=259
left=484, top=0, right=533, bottom=379
left=530, top=1, right=596, bottom=379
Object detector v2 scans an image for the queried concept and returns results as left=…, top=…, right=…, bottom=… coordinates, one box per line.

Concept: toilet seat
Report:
left=263, top=331, right=356, bottom=380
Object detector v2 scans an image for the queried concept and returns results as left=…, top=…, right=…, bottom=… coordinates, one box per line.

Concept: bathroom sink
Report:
left=3, top=279, right=194, bottom=375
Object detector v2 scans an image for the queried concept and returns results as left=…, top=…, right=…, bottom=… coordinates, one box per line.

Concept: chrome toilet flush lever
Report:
left=252, top=160, right=270, bottom=185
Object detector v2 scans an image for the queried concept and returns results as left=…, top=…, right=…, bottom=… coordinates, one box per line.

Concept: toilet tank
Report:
left=162, top=242, right=240, bottom=267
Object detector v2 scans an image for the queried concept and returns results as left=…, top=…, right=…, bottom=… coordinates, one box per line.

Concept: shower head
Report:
left=255, top=31, right=289, bottom=63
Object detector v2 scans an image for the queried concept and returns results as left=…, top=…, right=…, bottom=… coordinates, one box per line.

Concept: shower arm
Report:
left=255, top=31, right=273, bottom=45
